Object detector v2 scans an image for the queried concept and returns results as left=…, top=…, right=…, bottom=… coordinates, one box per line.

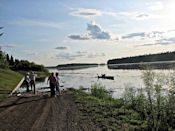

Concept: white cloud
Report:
left=12, top=19, right=62, bottom=29
left=69, top=8, right=161, bottom=21
left=68, top=18, right=175, bottom=48
left=87, top=21, right=111, bottom=39
left=136, top=37, right=175, bottom=47
left=146, top=31, right=164, bottom=38
left=56, top=51, right=86, bottom=60
left=134, top=33, right=175, bottom=47
left=70, top=8, right=103, bottom=18
left=134, top=43, right=155, bottom=47
left=156, top=37, right=175, bottom=45
left=147, top=1, right=164, bottom=11
left=55, top=51, right=105, bottom=61
left=119, top=11, right=159, bottom=20
left=76, top=51, right=88, bottom=54
left=0, top=44, right=16, bottom=48
left=122, top=31, right=165, bottom=40
left=68, top=21, right=170, bottom=42
left=68, top=34, right=90, bottom=40
left=56, top=53, right=83, bottom=60
left=88, top=52, right=105, bottom=58
left=121, top=28, right=175, bottom=48
left=68, top=21, right=113, bottom=40
left=69, top=8, right=118, bottom=18
left=55, top=46, right=69, bottom=50
left=122, top=32, right=146, bottom=39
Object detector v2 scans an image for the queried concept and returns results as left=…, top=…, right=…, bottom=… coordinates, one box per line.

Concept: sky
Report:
left=1, top=0, right=175, bottom=66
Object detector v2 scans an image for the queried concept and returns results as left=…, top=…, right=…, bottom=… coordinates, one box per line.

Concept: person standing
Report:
left=55, top=72, right=61, bottom=96
left=25, top=72, right=30, bottom=92
left=47, top=73, right=56, bottom=97
left=29, top=72, right=37, bottom=94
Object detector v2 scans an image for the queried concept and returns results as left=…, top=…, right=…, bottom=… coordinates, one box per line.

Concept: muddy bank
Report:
left=0, top=91, right=99, bottom=131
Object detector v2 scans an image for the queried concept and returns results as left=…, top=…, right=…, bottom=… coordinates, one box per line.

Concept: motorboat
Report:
left=97, top=74, right=114, bottom=80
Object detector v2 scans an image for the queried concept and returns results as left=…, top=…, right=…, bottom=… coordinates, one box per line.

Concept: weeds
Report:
left=124, top=69, right=175, bottom=130
left=74, top=69, right=175, bottom=130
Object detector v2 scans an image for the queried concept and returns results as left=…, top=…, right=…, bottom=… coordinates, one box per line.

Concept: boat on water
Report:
left=97, top=74, right=114, bottom=80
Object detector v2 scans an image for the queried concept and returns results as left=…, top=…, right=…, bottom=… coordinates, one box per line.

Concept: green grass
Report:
left=0, top=68, right=23, bottom=100
left=73, top=85, right=146, bottom=130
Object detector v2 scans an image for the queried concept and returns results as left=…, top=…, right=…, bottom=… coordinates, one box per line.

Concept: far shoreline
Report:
left=108, top=61, right=175, bottom=70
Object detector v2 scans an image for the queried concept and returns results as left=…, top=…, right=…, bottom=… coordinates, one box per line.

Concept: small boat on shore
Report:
left=97, top=74, right=114, bottom=80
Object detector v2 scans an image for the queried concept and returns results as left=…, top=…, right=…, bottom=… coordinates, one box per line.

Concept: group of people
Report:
left=24, top=72, right=37, bottom=94
left=25, top=71, right=61, bottom=97
left=47, top=72, right=61, bottom=97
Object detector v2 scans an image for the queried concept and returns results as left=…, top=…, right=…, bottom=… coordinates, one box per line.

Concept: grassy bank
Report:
left=73, top=70, right=175, bottom=130
left=73, top=84, right=145, bottom=130
left=0, top=68, right=23, bottom=100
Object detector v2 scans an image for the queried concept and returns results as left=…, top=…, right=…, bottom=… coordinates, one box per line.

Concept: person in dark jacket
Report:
left=47, top=73, right=56, bottom=97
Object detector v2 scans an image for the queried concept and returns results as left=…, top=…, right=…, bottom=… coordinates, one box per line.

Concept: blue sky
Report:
left=1, top=0, right=175, bottom=66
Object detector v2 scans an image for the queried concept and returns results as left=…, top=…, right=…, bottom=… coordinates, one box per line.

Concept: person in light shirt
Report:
left=25, top=72, right=30, bottom=92
left=55, top=72, right=61, bottom=96
left=29, top=72, right=37, bottom=94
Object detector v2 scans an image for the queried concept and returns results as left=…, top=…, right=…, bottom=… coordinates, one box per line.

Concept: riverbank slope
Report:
left=0, top=68, right=23, bottom=101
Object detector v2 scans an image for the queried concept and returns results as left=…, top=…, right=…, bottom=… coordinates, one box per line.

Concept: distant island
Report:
left=107, top=51, right=175, bottom=69
left=47, top=63, right=98, bottom=70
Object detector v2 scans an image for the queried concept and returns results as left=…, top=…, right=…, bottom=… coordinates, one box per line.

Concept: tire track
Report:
left=31, top=97, right=51, bottom=130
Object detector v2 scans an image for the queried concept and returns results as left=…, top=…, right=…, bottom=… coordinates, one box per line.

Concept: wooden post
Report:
left=9, top=77, right=25, bottom=96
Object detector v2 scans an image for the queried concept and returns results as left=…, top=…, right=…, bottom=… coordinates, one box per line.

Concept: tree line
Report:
left=0, top=51, right=48, bottom=73
left=107, top=51, right=175, bottom=64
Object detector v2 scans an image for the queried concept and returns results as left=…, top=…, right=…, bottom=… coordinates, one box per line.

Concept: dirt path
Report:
left=0, top=91, right=100, bottom=131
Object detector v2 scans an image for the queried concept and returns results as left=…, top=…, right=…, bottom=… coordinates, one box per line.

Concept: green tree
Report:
left=0, top=52, right=9, bottom=68
left=0, top=27, right=8, bottom=68
left=6, top=54, right=10, bottom=63
left=10, top=55, right=14, bottom=65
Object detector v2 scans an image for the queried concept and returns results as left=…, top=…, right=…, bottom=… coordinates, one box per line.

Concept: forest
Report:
left=107, top=51, right=175, bottom=64
left=0, top=51, right=48, bottom=73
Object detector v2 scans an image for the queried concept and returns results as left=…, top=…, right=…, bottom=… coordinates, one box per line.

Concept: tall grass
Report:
left=91, top=83, right=112, bottom=100
left=124, top=69, right=175, bottom=130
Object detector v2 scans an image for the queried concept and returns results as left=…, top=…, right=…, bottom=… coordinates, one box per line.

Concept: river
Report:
left=19, top=66, right=174, bottom=98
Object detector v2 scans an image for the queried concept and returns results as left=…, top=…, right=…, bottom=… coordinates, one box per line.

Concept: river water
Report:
left=19, top=66, right=174, bottom=98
